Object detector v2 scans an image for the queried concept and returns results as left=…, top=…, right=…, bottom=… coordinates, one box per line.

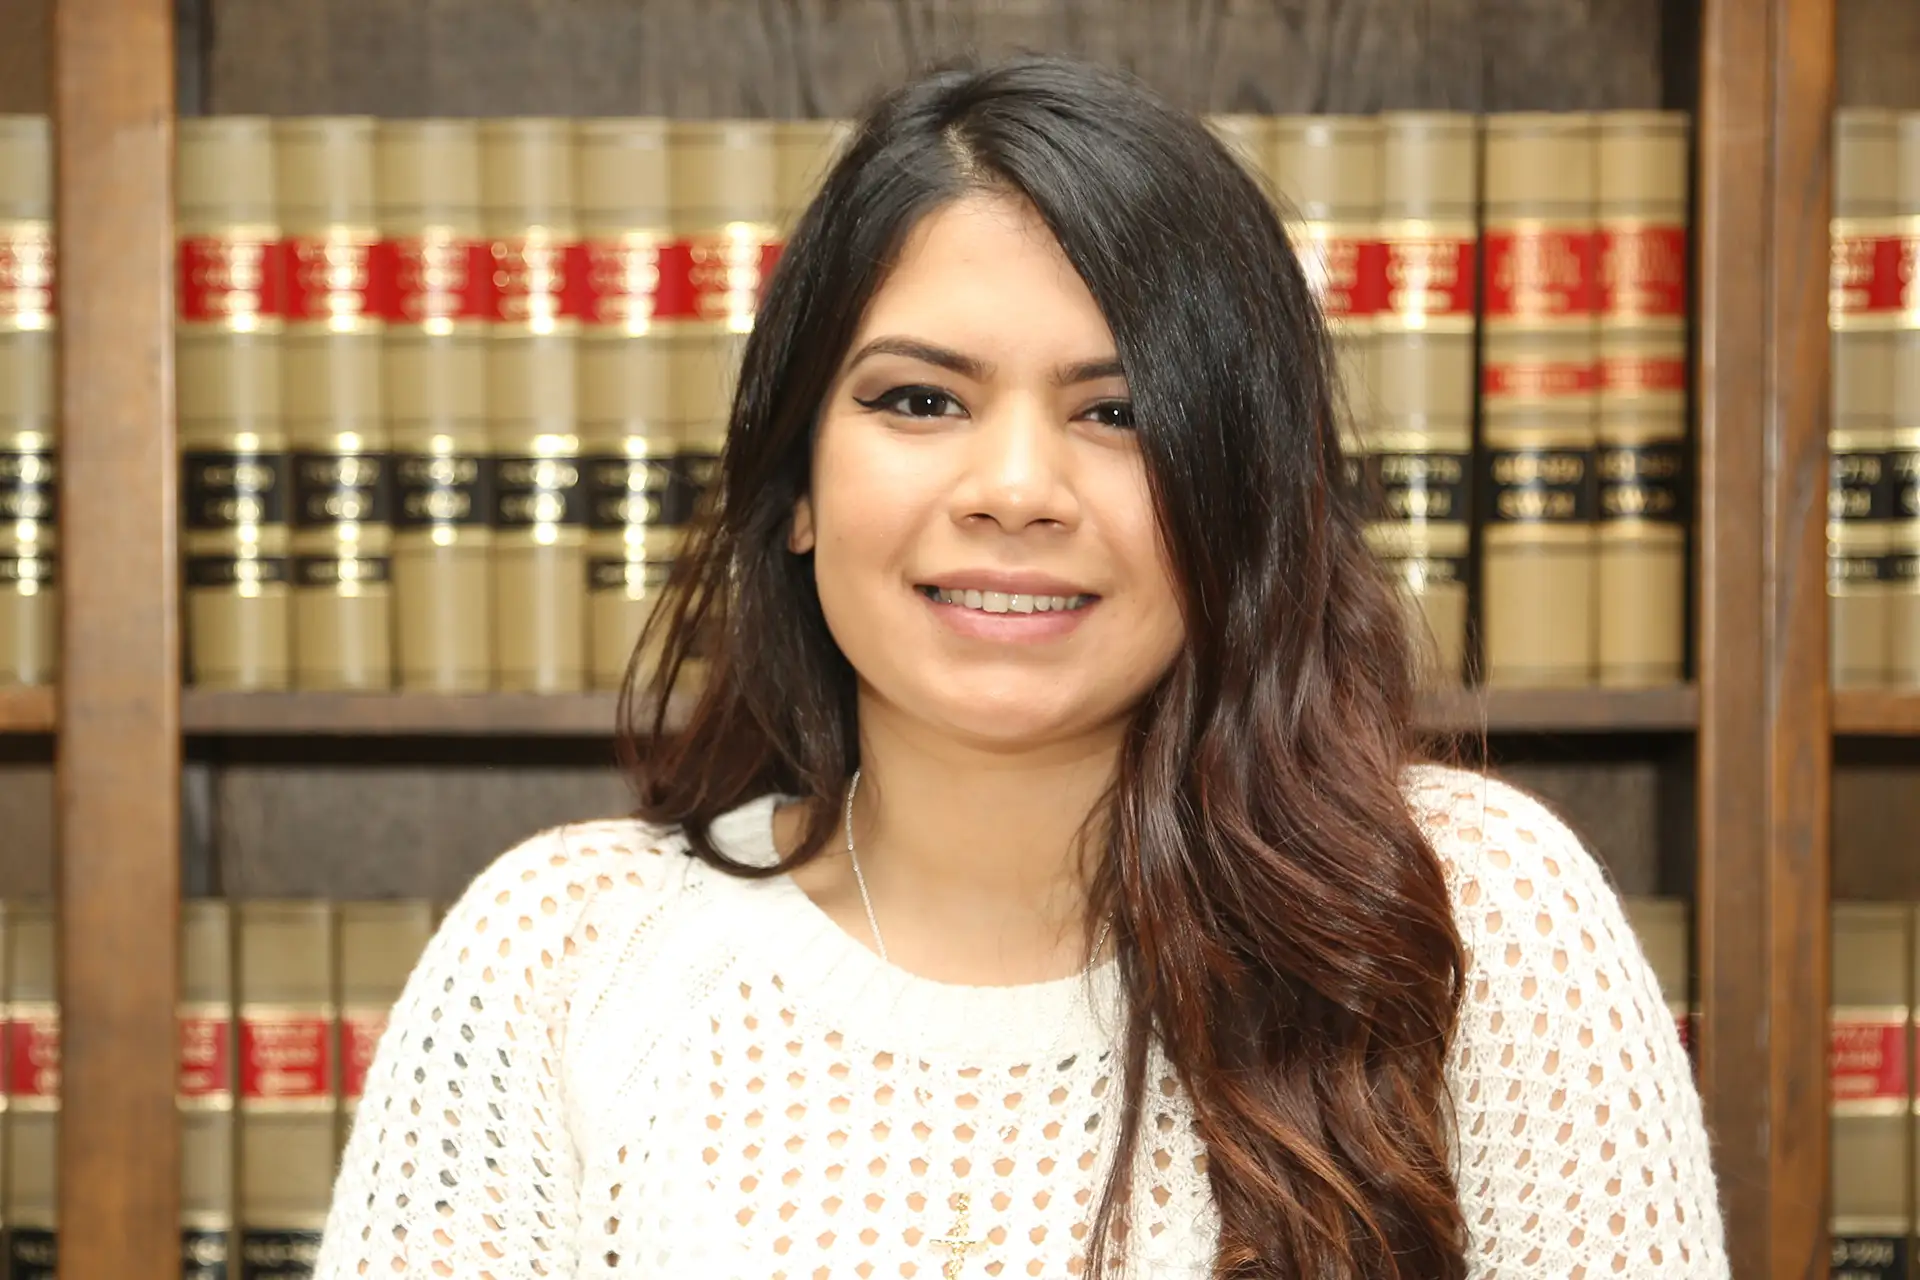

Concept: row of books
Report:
left=1, top=110, right=1693, bottom=693
left=0, top=897, right=439, bottom=1279
left=1830, top=110, right=1920, bottom=691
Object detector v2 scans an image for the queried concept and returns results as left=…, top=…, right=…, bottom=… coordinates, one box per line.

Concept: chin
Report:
left=915, top=684, right=1121, bottom=750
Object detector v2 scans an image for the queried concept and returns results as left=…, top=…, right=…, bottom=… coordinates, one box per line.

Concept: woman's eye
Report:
left=857, top=385, right=962, bottom=419
left=1085, top=400, right=1135, bottom=430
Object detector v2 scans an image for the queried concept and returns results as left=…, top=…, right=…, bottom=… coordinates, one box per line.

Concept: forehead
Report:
left=853, top=191, right=1114, bottom=352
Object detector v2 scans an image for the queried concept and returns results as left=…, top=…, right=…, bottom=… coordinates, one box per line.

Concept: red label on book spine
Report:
left=1599, top=224, right=1687, bottom=321
left=0, top=221, right=54, bottom=330
left=575, top=234, right=665, bottom=330
left=1378, top=229, right=1476, bottom=328
left=239, top=1012, right=332, bottom=1103
left=178, top=1010, right=233, bottom=1102
left=1599, top=353, right=1688, bottom=395
left=653, top=229, right=777, bottom=328
left=178, top=233, right=285, bottom=327
left=5, top=1007, right=60, bottom=1102
left=283, top=230, right=382, bottom=331
left=1483, top=225, right=1599, bottom=324
left=371, top=234, right=494, bottom=329
left=1830, top=1016, right=1908, bottom=1108
left=1829, top=221, right=1916, bottom=328
left=1291, top=224, right=1385, bottom=323
left=340, top=1009, right=387, bottom=1101
left=487, top=233, right=589, bottom=329
left=1482, top=359, right=1602, bottom=400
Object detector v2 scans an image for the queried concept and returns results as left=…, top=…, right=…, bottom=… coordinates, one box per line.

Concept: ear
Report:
left=788, top=494, right=816, bottom=553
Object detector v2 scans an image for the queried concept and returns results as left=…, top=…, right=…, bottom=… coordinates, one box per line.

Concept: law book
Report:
left=178, top=118, right=291, bottom=690
left=1368, top=112, right=1478, bottom=686
left=336, top=900, right=434, bottom=1155
left=775, top=118, right=852, bottom=237
left=1831, top=903, right=1913, bottom=1280
left=1479, top=113, right=1601, bottom=688
left=1889, top=113, right=1920, bottom=686
left=664, top=121, right=777, bottom=539
left=576, top=118, right=679, bottom=692
left=278, top=117, right=392, bottom=693
left=0, top=116, right=54, bottom=688
left=1203, top=114, right=1274, bottom=190
left=377, top=120, right=493, bottom=693
left=1620, top=895, right=1694, bottom=1058
left=5, top=902, right=56, bottom=1280
left=481, top=119, right=587, bottom=693
left=1830, top=109, right=1901, bottom=689
left=180, top=899, right=235, bottom=1280
left=1595, top=111, right=1690, bottom=689
left=236, top=901, right=335, bottom=1280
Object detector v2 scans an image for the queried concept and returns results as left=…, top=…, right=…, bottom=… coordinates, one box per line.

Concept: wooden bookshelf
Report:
left=1834, top=690, right=1920, bottom=737
left=0, top=685, right=54, bottom=733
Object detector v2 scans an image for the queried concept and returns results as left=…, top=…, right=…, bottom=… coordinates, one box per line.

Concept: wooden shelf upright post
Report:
left=51, top=0, right=182, bottom=1276
left=1695, top=0, right=1834, bottom=1275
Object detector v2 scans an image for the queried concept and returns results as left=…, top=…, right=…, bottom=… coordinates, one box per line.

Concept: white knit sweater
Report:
left=316, top=764, right=1728, bottom=1279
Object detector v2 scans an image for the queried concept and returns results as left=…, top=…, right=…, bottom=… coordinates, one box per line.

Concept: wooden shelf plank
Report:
left=1834, top=690, right=1920, bottom=737
left=0, top=685, right=55, bottom=733
left=180, top=686, right=1696, bottom=738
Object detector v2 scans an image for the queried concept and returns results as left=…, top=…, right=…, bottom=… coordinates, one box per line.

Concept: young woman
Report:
left=317, top=56, right=1727, bottom=1279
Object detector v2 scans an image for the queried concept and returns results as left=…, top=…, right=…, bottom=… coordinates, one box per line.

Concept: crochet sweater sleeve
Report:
left=1410, top=767, right=1731, bottom=1278
left=314, top=820, right=667, bottom=1280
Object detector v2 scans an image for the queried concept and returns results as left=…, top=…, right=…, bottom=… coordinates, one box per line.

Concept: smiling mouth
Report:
left=916, top=585, right=1098, bottom=614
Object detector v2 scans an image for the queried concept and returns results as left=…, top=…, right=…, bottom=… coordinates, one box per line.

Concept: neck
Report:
left=835, top=688, right=1121, bottom=982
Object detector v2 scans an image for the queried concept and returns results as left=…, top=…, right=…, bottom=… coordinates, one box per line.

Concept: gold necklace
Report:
left=842, top=769, right=1114, bottom=1277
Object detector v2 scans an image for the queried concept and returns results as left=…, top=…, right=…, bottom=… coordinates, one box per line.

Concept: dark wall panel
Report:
left=0, top=752, right=55, bottom=898
left=1838, top=0, right=1920, bottom=109
left=0, top=0, right=50, bottom=114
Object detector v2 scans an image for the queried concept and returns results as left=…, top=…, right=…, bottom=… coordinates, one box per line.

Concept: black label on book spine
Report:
left=670, top=450, right=721, bottom=525
left=1363, top=451, right=1471, bottom=525
left=240, top=1229, right=321, bottom=1280
left=1832, top=1233, right=1907, bottom=1280
left=1830, top=449, right=1894, bottom=522
left=8, top=1227, right=57, bottom=1280
left=1597, top=441, right=1689, bottom=524
left=1887, top=551, right=1919, bottom=586
left=0, top=552, right=56, bottom=585
left=392, top=453, right=490, bottom=529
left=1891, top=448, right=1920, bottom=519
left=291, top=452, right=392, bottom=527
left=1485, top=447, right=1597, bottom=523
left=491, top=456, right=587, bottom=528
left=183, top=1227, right=231, bottom=1280
left=183, top=451, right=290, bottom=530
left=1829, top=553, right=1893, bottom=589
left=0, top=446, right=56, bottom=525
left=292, top=555, right=393, bottom=589
left=584, top=455, right=679, bottom=530
left=588, top=556, right=673, bottom=594
left=185, top=555, right=291, bottom=589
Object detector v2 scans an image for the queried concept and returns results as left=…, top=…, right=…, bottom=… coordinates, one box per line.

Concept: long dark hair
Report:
left=621, top=54, right=1468, bottom=1280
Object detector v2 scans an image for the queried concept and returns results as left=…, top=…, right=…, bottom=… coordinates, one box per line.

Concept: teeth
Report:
left=982, top=592, right=1010, bottom=613
left=1008, top=594, right=1034, bottom=613
left=964, top=589, right=983, bottom=610
left=1049, top=596, right=1067, bottom=611
left=929, top=587, right=1091, bottom=613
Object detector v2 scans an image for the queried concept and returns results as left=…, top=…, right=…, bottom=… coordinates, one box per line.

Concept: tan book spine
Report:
left=180, top=899, right=235, bottom=1279
left=335, top=900, right=433, bottom=1156
left=1831, top=109, right=1901, bottom=689
left=1369, top=113, right=1478, bottom=686
left=1620, top=895, right=1695, bottom=1058
left=1596, top=111, right=1690, bottom=689
left=1831, top=903, right=1913, bottom=1276
left=0, top=116, right=54, bottom=688
left=1479, top=113, right=1601, bottom=688
left=1888, top=114, right=1920, bottom=687
left=481, top=118, right=586, bottom=693
left=377, top=120, right=493, bottom=693
left=5, top=902, right=56, bottom=1278
left=1204, top=114, right=1275, bottom=189
left=277, top=117, right=392, bottom=693
left=178, top=118, right=290, bottom=690
left=237, top=901, right=336, bottom=1279
left=576, top=119, right=679, bottom=690
left=665, top=121, right=777, bottom=531
left=775, top=118, right=852, bottom=238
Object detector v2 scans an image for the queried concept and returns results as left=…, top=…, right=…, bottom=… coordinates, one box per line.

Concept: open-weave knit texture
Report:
left=316, top=764, right=1727, bottom=1279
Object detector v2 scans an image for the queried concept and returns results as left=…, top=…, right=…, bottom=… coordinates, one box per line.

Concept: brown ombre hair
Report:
left=620, top=54, right=1468, bottom=1280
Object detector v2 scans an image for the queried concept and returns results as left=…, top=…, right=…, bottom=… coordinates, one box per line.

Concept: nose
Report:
left=949, top=397, right=1080, bottom=533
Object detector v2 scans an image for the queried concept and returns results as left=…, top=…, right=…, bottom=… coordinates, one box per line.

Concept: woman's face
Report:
left=791, top=191, right=1186, bottom=751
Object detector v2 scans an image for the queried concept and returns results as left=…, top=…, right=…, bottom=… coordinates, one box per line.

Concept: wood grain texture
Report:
left=51, top=0, right=182, bottom=1275
left=1833, top=689, right=1920, bottom=735
left=1836, top=0, right=1920, bottom=108
left=0, top=0, right=51, bottom=113
left=1693, top=0, right=1832, bottom=1275
left=0, top=686, right=55, bottom=732
left=201, top=0, right=1678, bottom=117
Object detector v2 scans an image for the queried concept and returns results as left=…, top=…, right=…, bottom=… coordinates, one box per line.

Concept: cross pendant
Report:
left=929, top=1191, right=989, bottom=1279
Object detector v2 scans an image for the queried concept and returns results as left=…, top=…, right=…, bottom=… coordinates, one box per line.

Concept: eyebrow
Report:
left=843, top=336, right=1125, bottom=387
